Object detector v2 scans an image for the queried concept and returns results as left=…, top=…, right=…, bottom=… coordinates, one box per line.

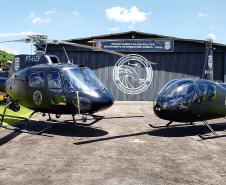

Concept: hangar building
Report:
left=46, top=31, right=226, bottom=101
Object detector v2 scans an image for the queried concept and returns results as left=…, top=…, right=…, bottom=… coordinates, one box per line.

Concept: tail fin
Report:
left=201, top=40, right=213, bottom=80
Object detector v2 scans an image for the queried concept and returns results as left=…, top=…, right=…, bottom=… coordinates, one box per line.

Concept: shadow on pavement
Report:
left=0, top=131, right=22, bottom=146
left=148, top=122, right=226, bottom=137
left=74, top=122, right=226, bottom=145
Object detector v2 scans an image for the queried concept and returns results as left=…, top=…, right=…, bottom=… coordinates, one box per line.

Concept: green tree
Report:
left=0, top=50, right=14, bottom=71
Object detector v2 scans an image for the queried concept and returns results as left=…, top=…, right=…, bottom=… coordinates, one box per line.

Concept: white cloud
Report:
left=72, top=11, right=79, bottom=16
left=198, top=13, right=208, bottom=17
left=32, top=17, right=42, bottom=23
left=29, top=11, right=35, bottom=18
left=107, top=27, right=120, bottom=31
left=44, top=19, right=51, bottom=23
left=45, top=9, right=56, bottom=15
left=207, top=33, right=216, bottom=40
left=208, top=26, right=214, bottom=30
left=105, top=6, right=151, bottom=24
left=32, top=17, right=51, bottom=24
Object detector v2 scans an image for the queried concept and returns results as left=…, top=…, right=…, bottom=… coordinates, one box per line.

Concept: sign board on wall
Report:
left=93, top=39, right=174, bottom=52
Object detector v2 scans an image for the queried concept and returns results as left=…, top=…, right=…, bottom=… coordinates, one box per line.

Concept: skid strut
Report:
left=0, top=102, right=104, bottom=134
left=199, top=120, right=226, bottom=139
left=149, top=121, right=194, bottom=129
left=71, top=114, right=104, bottom=126
left=0, top=102, right=53, bottom=134
left=0, top=111, right=52, bottom=135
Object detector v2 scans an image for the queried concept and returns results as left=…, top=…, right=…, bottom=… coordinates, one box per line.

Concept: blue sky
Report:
left=0, top=0, right=226, bottom=54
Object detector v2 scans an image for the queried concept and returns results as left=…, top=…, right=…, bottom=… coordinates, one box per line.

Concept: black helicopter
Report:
left=150, top=40, right=226, bottom=139
left=0, top=34, right=156, bottom=134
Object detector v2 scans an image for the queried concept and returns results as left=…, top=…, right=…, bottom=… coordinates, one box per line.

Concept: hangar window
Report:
left=29, top=72, right=45, bottom=88
left=48, top=71, right=63, bottom=93
left=192, top=84, right=207, bottom=103
left=206, top=85, right=216, bottom=100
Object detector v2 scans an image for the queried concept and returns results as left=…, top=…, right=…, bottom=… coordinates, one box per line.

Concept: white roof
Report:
left=0, top=45, right=22, bottom=55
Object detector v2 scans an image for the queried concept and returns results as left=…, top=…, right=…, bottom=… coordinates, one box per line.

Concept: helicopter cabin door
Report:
left=28, top=71, right=50, bottom=110
left=46, top=71, right=67, bottom=112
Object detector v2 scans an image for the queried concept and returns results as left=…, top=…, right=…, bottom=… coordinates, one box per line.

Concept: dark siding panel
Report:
left=213, top=52, right=224, bottom=82
left=46, top=37, right=226, bottom=101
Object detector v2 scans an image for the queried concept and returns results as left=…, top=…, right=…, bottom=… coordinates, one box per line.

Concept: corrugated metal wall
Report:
left=46, top=38, right=225, bottom=101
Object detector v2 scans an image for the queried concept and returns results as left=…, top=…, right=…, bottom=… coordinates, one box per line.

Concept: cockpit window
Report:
left=162, top=82, right=195, bottom=108
left=63, top=68, right=99, bottom=92
left=155, top=79, right=179, bottom=100
left=29, top=72, right=45, bottom=88
left=48, top=71, right=63, bottom=93
left=83, top=67, right=106, bottom=90
left=192, top=83, right=207, bottom=103
left=206, top=85, right=216, bottom=100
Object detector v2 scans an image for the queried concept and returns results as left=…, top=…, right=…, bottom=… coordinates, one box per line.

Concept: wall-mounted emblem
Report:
left=33, top=90, right=42, bottom=105
left=164, top=41, right=171, bottom=50
left=14, top=57, right=20, bottom=71
left=97, top=42, right=102, bottom=49
left=113, top=54, right=153, bottom=94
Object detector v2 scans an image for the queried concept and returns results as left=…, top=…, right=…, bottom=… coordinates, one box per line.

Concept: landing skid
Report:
left=198, top=120, right=226, bottom=139
left=71, top=114, right=104, bottom=126
left=0, top=112, right=52, bottom=135
left=0, top=103, right=104, bottom=134
left=149, top=121, right=194, bottom=129
left=149, top=119, right=226, bottom=139
left=46, top=113, right=104, bottom=127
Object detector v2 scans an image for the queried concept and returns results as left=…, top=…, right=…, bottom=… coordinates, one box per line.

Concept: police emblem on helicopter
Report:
left=33, top=90, right=42, bottom=105
left=113, top=54, right=153, bottom=94
left=14, top=57, right=20, bottom=71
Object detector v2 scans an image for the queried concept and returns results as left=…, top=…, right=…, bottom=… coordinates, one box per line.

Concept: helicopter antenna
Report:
left=31, top=44, right=33, bottom=54
left=44, top=43, right=48, bottom=54
left=63, top=46, right=71, bottom=64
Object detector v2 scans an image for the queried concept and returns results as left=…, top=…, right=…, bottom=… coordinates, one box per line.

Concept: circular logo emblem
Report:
left=113, top=54, right=153, bottom=94
left=33, top=90, right=42, bottom=105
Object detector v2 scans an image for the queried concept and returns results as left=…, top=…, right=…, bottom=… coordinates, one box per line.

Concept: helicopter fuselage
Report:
left=154, top=79, right=226, bottom=122
left=2, top=55, right=114, bottom=115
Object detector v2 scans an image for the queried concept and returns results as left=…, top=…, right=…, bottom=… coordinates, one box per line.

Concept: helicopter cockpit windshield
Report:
left=63, top=67, right=105, bottom=93
left=157, top=81, right=195, bottom=109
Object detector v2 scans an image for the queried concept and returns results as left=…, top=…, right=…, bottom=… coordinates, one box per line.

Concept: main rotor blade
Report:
left=0, top=39, right=26, bottom=43
left=0, top=32, right=45, bottom=38
left=61, top=41, right=157, bottom=65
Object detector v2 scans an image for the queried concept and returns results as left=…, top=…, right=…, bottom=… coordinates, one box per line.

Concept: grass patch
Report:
left=0, top=104, right=33, bottom=126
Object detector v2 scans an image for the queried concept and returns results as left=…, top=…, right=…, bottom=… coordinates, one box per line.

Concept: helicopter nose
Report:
left=90, top=90, right=114, bottom=113
left=98, top=91, right=114, bottom=111
left=153, top=103, right=171, bottom=120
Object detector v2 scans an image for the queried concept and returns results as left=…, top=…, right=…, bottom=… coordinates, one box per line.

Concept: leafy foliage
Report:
left=0, top=50, right=14, bottom=70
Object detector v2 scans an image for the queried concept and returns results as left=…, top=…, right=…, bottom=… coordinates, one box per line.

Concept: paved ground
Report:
left=0, top=101, right=225, bottom=185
